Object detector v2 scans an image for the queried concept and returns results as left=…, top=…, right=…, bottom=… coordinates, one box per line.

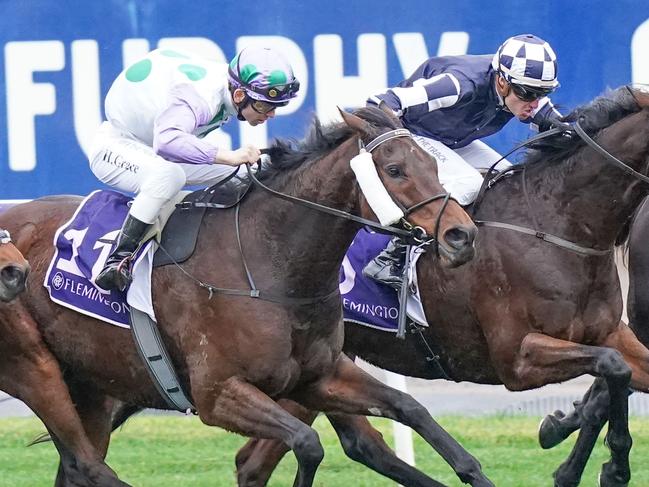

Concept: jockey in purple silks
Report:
left=89, top=46, right=300, bottom=292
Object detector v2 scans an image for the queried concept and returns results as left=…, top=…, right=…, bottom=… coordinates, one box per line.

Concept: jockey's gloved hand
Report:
left=536, top=115, right=563, bottom=133
left=215, top=145, right=261, bottom=166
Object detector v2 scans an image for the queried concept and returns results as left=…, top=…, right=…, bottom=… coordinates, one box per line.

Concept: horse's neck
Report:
left=494, top=114, right=649, bottom=249
left=253, top=137, right=361, bottom=294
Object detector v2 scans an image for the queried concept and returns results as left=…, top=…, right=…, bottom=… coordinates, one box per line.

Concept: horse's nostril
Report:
left=444, top=226, right=475, bottom=250
left=1, top=265, right=26, bottom=290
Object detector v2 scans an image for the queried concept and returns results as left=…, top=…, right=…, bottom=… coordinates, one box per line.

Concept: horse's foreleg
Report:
left=597, top=323, right=649, bottom=487
left=235, top=399, right=316, bottom=487
left=0, top=322, right=129, bottom=487
left=235, top=399, right=444, bottom=487
left=552, top=379, right=610, bottom=487
left=508, top=332, right=632, bottom=487
left=53, top=384, right=122, bottom=487
left=194, top=376, right=324, bottom=487
left=293, top=354, right=494, bottom=487
left=327, top=412, right=446, bottom=487
left=538, top=377, right=602, bottom=449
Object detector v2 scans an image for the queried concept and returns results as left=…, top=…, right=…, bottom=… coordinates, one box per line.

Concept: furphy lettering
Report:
left=2, top=32, right=468, bottom=175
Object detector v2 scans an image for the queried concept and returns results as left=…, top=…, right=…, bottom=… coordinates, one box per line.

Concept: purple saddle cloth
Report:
left=340, top=228, right=401, bottom=331
left=44, top=190, right=148, bottom=327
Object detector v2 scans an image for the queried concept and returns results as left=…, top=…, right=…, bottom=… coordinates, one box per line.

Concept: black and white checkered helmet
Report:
left=491, top=34, right=558, bottom=89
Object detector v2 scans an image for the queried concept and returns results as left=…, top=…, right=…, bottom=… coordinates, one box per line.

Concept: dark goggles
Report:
left=509, top=82, right=554, bottom=102
left=245, top=79, right=300, bottom=101
left=249, top=98, right=288, bottom=115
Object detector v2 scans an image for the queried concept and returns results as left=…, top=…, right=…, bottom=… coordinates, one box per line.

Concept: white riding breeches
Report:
left=89, top=122, right=244, bottom=224
left=413, top=135, right=511, bottom=206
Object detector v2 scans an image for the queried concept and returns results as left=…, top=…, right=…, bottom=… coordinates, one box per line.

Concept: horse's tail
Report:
left=27, top=431, right=51, bottom=446
left=111, top=403, right=144, bottom=432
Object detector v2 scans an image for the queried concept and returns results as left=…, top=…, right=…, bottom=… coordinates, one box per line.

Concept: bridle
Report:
left=248, top=127, right=455, bottom=251
left=361, top=128, right=455, bottom=249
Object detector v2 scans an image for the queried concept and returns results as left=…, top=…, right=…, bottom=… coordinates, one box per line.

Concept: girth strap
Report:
left=129, top=308, right=195, bottom=413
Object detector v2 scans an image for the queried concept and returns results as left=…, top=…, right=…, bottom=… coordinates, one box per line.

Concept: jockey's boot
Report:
left=95, top=215, right=151, bottom=292
left=362, top=236, right=408, bottom=292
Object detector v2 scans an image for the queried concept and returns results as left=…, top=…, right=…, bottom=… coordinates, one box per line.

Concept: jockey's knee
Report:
left=142, top=163, right=187, bottom=199
left=131, top=164, right=187, bottom=223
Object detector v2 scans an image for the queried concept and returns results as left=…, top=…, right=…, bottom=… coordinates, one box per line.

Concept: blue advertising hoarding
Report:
left=1, top=0, right=649, bottom=200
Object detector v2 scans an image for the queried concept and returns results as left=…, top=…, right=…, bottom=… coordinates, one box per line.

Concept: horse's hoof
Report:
left=82, top=462, right=133, bottom=487
left=598, top=464, right=630, bottom=487
left=554, top=477, right=579, bottom=487
left=553, top=463, right=581, bottom=487
left=473, top=479, right=496, bottom=487
left=538, top=412, right=568, bottom=449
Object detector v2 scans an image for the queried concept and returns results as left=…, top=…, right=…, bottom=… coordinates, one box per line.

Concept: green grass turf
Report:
left=0, top=414, right=647, bottom=486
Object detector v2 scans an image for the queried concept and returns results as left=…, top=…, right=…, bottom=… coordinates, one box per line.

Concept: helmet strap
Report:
left=495, top=73, right=511, bottom=112
left=233, top=89, right=252, bottom=121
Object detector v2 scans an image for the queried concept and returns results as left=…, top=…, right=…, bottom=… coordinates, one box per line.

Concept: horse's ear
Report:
left=11, top=222, right=37, bottom=255
left=338, top=106, right=370, bottom=136
left=627, top=85, right=649, bottom=108
left=377, top=101, right=401, bottom=125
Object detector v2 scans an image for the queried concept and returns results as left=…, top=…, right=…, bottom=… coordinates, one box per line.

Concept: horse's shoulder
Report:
left=34, top=194, right=85, bottom=205
left=25, top=195, right=85, bottom=215
left=2, top=195, right=83, bottom=238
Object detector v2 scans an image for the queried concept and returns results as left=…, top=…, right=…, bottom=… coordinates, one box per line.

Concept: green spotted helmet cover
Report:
left=228, top=46, right=299, bottom=103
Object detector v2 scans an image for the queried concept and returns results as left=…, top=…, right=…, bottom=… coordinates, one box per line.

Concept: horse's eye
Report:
left=386, top=164, right=403, bottom=178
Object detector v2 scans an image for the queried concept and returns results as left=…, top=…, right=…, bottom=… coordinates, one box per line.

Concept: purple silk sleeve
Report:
left=153, top=84, right=220, bottom=164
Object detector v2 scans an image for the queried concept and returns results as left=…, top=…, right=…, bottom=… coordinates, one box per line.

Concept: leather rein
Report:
left=474, top=114, right=649, bottom=257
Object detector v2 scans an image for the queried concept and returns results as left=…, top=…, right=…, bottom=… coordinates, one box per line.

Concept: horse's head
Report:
left=0, top=229, right=29, bottom=302
left=340, top=107, right=477, bottom=267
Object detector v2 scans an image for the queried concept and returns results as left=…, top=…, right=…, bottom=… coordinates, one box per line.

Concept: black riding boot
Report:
left=362, top=236, right=408, bottom=291
left=95, top=215, right=151, bottom=292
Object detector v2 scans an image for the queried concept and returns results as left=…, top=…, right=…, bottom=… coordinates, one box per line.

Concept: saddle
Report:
left=153, top=173, right=251, bottom=267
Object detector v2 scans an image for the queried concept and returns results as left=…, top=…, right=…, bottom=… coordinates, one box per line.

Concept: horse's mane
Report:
left=523, top=86, right=649, bottom=166
left=256, top=107, right=401, bottom=184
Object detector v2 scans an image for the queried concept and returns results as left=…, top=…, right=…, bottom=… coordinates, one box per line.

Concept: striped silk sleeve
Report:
left=368, top=73, right=461, bottom=118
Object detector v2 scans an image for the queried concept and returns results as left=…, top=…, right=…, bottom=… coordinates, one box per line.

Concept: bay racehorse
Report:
left=0, top=107, right=493, bottom=487
left=0, top=227, right=29, bottom=301
left=233, top=86, right=649, bottom=487
left=536, top=195, right=649, bottom=484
